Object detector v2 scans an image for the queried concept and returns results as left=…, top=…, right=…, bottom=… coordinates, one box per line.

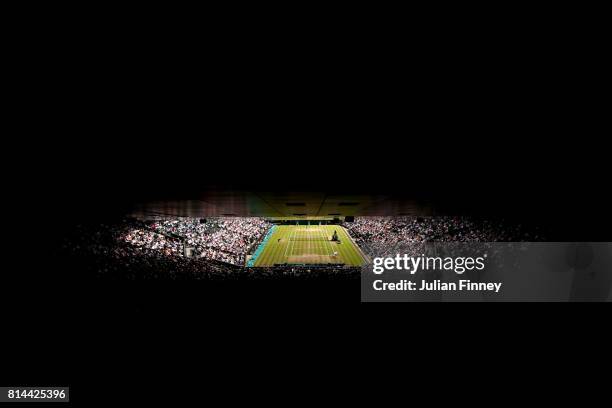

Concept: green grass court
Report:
left=252, top=225, right=366, bottom=267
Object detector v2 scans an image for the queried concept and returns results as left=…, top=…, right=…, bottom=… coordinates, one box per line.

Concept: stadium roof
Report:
left=129, top=191, right=434, bottom=219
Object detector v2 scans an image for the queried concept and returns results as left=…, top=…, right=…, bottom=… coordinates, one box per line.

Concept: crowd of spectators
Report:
left=62, top=215, right=543, bottom=280
left=344, top=216, right=543, bottom=257
left=62, top=218, right=359, bottom=280
left=141, top=217, right=270, bottom=265
left=61, top=220, right=229, bottom=279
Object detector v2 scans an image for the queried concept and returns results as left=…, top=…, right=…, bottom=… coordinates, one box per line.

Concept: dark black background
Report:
left=3, top=17, right=610, bottom=404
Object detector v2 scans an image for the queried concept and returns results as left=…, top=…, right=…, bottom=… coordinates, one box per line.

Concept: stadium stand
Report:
left=61, top=215, right=544, bottom=280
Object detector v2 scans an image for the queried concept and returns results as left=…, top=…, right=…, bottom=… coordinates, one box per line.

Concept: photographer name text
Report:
left=373, top=279, right=502, bottom=293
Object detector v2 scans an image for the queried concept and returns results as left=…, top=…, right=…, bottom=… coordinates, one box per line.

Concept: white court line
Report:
left=319, top=226, right=335, bottom=256
left=282, top=226, right=290, bottom=258
left=289, top=225, right=299, bottom=260
left=292, top=226, right=299, bottom=259
left=318, top=226, right=328, bottom=254
left=283, top=226, right=297, bottom=260
left=309, top=226, right=314, bottom=256
left=315, top=226, right=322, bottom=260
left=319, top=228, right=333, bottom=262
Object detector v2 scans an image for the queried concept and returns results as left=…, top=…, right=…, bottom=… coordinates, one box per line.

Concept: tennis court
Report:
left=251, top=225, right=366, bottom=266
